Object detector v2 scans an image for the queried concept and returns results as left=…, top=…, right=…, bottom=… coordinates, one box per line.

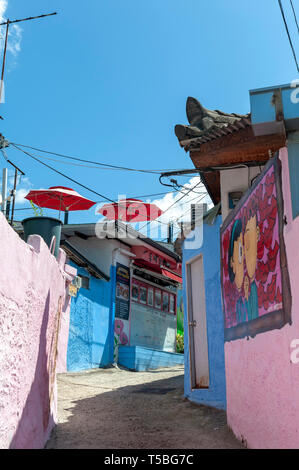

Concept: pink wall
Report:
left=0, top=214, right=75, bottom=449
left=225, top=148, right=299, bottom=448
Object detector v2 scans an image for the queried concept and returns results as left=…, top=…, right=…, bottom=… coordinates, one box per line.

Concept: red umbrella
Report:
left=25, top=186, right=95, bottom=223
left=98, top=198, right=163, bottom=222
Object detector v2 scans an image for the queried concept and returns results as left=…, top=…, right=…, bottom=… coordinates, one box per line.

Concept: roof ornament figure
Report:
left=175, top=97, right=250, bottom=143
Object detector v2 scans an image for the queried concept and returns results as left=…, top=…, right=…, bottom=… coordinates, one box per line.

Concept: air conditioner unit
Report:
left=72, top=276, right=82, bottom=289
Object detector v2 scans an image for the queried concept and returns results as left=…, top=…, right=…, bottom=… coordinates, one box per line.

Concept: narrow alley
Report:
left=1, top=1, right=299, bottom=451
left=46, top=366, right=243, bottom=449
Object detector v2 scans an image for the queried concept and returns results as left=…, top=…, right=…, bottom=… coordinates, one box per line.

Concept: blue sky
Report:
left=0, top=0, right=298, bottom=237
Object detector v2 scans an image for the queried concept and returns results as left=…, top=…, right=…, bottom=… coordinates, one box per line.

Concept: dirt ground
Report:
left=46, top=365, right=243, bottom=449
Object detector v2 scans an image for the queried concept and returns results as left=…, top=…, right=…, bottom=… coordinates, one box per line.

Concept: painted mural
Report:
left=221, top=156, right=292, bottom=341
left=176, top=286, right=184, bottom=336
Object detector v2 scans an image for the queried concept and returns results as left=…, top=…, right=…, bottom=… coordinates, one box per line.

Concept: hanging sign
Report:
left=115, top=263, right=130, bottom=320
left=67, top=283, right=78, bottom=298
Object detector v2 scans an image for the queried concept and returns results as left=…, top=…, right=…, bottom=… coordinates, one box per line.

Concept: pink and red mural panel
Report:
left=220, top=155, right=292, bottom=341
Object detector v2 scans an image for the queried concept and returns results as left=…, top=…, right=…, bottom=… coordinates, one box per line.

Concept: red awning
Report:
left=161, top=268, right=182, bottom=284
left=133, top=260, right=182, bottom=284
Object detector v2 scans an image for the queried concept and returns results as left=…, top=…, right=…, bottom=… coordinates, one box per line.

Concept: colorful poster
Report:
left=176, top=287, right=184, bottom=335
left=220, top=155, right=292, bottom=341
left=115, top=263, right=130, bottom=320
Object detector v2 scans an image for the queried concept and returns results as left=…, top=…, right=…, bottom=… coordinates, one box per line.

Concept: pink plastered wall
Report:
left=225, top=148, right=299, bottom=449
left=0, top=214, right=76, bottom=449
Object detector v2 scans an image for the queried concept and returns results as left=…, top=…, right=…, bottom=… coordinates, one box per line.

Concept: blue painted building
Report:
left=66, top=263, right=112, bottom=371
left=118, top=345, right=184, bottom=372
left=182, top=205, right=226, bottom=410
left=61, top=221, right=184, bottom=372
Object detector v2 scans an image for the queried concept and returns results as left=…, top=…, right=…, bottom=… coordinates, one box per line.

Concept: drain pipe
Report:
left=112, top=247, right=136, bottom=266
left=128, top=259, right=136, bottom=347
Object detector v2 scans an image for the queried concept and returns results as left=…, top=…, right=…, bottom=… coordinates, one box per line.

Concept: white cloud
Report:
left=137, top=176, right=212, bottom=240
left=7, top=24, right=22, bottom=56
left=0, top=1, right=22, bottom=58
left=0, top=173, right=32, bottom=205
left=96, top=176, right=213, bottom=241
left=15, top=181, right=31, bottom=204
left=0, top=0, right=7, bottom=20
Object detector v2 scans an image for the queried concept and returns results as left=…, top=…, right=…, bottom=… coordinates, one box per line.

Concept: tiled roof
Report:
left=175, top=97, right=251, bottom=151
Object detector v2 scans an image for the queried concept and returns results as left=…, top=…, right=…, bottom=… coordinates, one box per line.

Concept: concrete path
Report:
left=46, top=366, right=243, bottom=449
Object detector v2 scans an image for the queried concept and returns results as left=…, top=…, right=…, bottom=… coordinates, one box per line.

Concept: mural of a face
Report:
left=230, top=233, right=244, bottom=291
left=221, top=159, right=292, bottom=340
left=244, top=215, right=260, bottom=280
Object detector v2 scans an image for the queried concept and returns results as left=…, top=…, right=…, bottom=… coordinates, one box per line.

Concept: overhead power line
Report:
left=175, top=192, right=208, bottom=223
left=12, top=144, right=116, bottom=204
left=13, top=142, right=204, bottom=228
left=278, top=0, right=299, bottom=73
left=19, top=152, right=165, bottom=172
left=290, top=0, right=299, bottom=35
left=12, top=190, right=179, bottom=212
left=11, top=142, right=199, bottom=175
left=11, top=143, right=177, bottom=174
left=96, top=190, right=180, bottom=202
left=138, top=179, right=204, bottom=233
left=11, top=144, right=190, bottom=226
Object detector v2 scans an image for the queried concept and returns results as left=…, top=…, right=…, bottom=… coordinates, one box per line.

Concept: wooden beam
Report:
left=201, top=171, right=221, bottom=205
left=189, top=128, right=286, bottom=168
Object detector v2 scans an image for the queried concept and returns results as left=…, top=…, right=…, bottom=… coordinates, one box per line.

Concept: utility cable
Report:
left=11, top=144, right=181, bottom=225
left=138, top=179, right=203, bottom=233
left=12, top=142, right=211, bottom=177
left=290, top=0, right=299, bottom=35
left=278, top=0, right=299, bottom=73
left=12, top=190, right=180, bottom=212
left=175, top=192, right=209, bottom=223
left=11, top=143, right=205, bottom=204
left=11, top=142, right=182, bottom=175
left=12, top=144, right=117, bottom=204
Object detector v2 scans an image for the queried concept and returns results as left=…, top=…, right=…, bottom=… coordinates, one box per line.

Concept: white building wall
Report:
left=65, top=236, right=126, bottom=278
left=220, top=166, right=262, bottom=222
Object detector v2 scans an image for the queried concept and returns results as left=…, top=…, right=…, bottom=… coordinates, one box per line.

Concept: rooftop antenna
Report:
left=0, top=12, right=57, bottom=104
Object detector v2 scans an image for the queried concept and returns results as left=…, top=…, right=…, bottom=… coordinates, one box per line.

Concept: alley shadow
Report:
left=46, top=372, right=243, bottom=450
left=10, top=292, right=52, bottom=449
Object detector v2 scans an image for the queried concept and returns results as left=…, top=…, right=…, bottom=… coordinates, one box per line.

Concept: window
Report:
left=132, top=284, right=139, bottom=301
left=131, top=278, right=174, bottom=313
left=139, top=286, right=147, bottom=304
left=162, top=292, right=169, bottom=312
left=170, top=294, right=175, bottom=314
left=155, top=289, right=162, bottom=309
left=148, top=288, right=154, bottom=306
left=78, top=275, right=90, bottom=290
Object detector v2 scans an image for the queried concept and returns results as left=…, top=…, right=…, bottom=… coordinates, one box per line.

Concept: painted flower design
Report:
left=222, top=231, right=230, bottom=274
left=114, top=319, right=124, bottom=335
left=119, top=331, right=128, bottom=346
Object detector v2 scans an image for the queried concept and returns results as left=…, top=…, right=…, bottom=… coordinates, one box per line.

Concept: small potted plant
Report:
left=22, top=201, right=62, bottom=259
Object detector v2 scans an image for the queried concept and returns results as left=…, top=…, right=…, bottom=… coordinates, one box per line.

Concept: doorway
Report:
left=186, top=254, right=210, bottom=389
